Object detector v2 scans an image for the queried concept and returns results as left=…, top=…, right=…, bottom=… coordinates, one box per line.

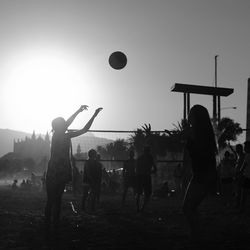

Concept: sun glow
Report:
left=2, top=49, right=98, bottom=133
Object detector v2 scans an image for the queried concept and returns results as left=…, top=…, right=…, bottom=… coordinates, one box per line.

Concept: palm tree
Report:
left=216, top=117, right=243, bottom=149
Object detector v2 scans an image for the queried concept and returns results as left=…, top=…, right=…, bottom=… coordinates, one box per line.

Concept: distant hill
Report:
left=0, top=129, right=113, bottom=157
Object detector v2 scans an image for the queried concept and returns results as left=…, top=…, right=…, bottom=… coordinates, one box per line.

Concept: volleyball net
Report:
left=71, top=129, right=184, bottom=189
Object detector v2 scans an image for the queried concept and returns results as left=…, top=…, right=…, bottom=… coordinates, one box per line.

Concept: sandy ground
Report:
left=1, top=187, right=250, bottom=249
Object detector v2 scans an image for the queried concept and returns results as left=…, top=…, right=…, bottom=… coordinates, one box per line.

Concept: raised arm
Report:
left=68, top=108, right=103, bottom=138
left=65, top=105, right=89, bottom=128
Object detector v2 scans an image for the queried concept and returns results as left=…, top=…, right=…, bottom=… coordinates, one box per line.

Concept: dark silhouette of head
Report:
left=224, top=150, right=230, bottom=159
left=96, top=153, right=101, bottom=161
left=188, top=104, right=217, bottom=153
left=236, top=144, right=244, bottom=154
left=244, top=141, right=250, bottom=153
left=129, top=150, right=135, bottom=159
left=88, top=149, right=97, bottom=160
left=52, top=117, right=67, bottom=133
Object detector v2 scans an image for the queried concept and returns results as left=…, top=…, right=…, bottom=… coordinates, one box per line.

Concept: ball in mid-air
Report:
left=109, top=51, right=127, bottom=70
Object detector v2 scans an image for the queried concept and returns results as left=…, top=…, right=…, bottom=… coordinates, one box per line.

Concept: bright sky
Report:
left=0, top=0, right=250, bottom=142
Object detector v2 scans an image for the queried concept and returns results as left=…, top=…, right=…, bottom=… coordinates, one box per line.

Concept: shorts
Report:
left=136, top=175, right=152, bottom=197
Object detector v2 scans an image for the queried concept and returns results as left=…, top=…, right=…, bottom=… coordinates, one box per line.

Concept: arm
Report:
left=122, top=161, right=127, bottom=177
left=240, top=160, right=247, bottom=174
left=68, top=108, right=103, bottom=138
left=229, top=144, right=237, bottom=159
left=65, top=105, right=88, bottom=128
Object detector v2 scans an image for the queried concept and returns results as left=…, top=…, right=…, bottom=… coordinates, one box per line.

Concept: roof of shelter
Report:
left=171, top=83, right=234, bottom=96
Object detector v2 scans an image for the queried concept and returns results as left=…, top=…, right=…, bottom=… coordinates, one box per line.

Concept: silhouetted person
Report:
left=136, top=146, right=157, bottom=212
left=234, top=144, right=245, bottom=208
left=174, top=163, right=184, bottom=194
left=12, top=179, right=18, bottom=190
left=239, top=141, right=250, bottom=212
left=101, top=167, right=110, bottom=194
left=81, top=149, right=102, bottom=212
left=71, top=157, right=83, bottom=196
left=219, top=151, right=235, bottom=206
left=182, top=105, right=218, bottom=238
left=45, top=105, right=102, bottom=230
left=109, top=169, right=119, bottom=193
left=122, top=150, right=136, bottom=205
left=25, top=179, right=32, bottom=191
left=96, top=153, right=103, bottom=204
left=20, top=179, right=26, bottom=190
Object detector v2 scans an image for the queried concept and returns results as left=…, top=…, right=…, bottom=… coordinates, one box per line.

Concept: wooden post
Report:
left=246, top=78, right=250, bottom=141
left=187, top=93, right=190, bottom=115
left=184, top=93, right=187, bottom=120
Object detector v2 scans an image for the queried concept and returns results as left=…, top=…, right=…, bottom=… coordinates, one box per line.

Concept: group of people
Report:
left=218, top=141, right=250, bottom=212
left=44, top=104, right=250, bottom=239
left=121, top=147, right=157, bottom=212
left=79, top=145, right=157, bottom=213
left=11, top=178, right=32, bottom=191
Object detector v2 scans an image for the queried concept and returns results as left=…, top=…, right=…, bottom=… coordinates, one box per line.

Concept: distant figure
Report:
left=122, top=150, right=136, bottom=205
left=101, top=168, right=110, bottom=194
left=25, top=179, right=32, bottom=191
left=219, top=151, right=235, bottom=206
left=234, top=144, right=245, bottom=208
left=182, top=105, right=218, bottom=237
left=96, top=154, right=103, bottom=204
left=109, top=169, right=120, bottom=193
left=72, top=157, right=83, bottom=195
left=135, top=146, right=157, bottom=212
left=239, top=141, right=250, bottom=212
left=20, top=179, right=26, bottom=190
left=12, top=179, right=18, bottom=190
left=173, top=163, right=184, bottom=194
left=81, top=149, right=102, bottom=212
left=45, top=105, right=102, bottom=230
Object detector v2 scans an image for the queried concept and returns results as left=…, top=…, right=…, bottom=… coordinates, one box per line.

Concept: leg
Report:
left=96, top=184, right=101, bottom=206
left=136, top=193, right=142, bottom=212
left=81, top=185, right=90, bottom=211
left=44, top=181, right=55, bottom=229
left=53, top=182, right=66, bottom=228
left=182, top=179, right=207, bottom=237
left=141, top=176, right=152, bottom=212
left=135, top=176, right=143, bottom=212
left=122, top=184, right=128, bottom=206
left=89, top=186, right=97, bottom=212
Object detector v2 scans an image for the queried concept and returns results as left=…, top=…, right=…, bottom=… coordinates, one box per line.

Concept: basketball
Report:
left=109, top=51, right=127, bottom=70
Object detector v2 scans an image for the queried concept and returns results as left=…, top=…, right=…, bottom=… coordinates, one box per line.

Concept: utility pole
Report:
left=214, top=55, right=221, bottom=122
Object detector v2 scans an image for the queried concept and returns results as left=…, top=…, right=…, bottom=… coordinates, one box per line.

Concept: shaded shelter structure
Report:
left=171, top=83, right=234, bottom=122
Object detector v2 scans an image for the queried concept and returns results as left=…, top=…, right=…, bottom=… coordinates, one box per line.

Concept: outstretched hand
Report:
left=94, top=107, right=103, bottom=116
left=79, top=105, right=89, bottom=112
